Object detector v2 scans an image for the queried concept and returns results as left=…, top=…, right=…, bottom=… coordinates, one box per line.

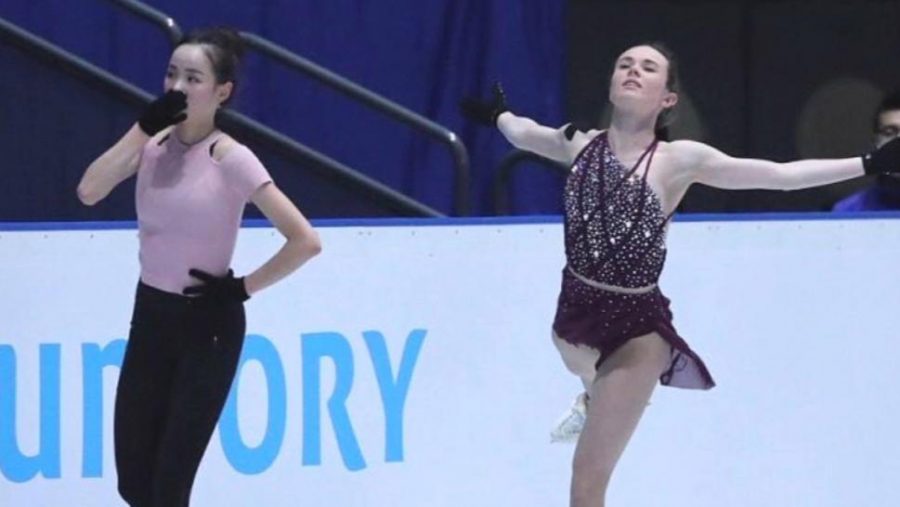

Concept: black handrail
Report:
left=101, top=0, right=466, bottom=215
left=0, top=16, right=442, bottom=218
left=493, top=149, right=567, bottom=215
left=0, top=16, right=151, bottom=103
left=216, top=110, right=444, bottom=217
left=102, top=0, right=182, bottom=45
left=239, top=32, right=471, bottom=216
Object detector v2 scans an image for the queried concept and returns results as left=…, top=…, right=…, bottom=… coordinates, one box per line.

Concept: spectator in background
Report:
left=833, top=90, right=900, bottom=211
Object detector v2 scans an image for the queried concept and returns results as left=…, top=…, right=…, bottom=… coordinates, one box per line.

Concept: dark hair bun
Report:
left=178, top=26, right=246, bottom=105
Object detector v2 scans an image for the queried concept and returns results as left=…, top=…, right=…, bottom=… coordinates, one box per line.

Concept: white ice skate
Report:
left=549, top=392, right=588, bottom=443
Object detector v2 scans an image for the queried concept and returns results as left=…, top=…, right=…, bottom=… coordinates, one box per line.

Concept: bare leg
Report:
left=570, top=332, right=670, bottom=507
left=553, top=331, right=601, bottom=391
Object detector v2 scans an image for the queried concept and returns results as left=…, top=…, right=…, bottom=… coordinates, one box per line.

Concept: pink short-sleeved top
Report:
left=135, top=131, right=272, bottom=294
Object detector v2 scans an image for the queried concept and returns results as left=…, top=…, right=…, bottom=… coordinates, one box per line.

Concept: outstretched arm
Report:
left=675, top=140, right=876, bottom=191
left=460, top=82, right=593, bottom=165
left=496, top=112, right=592, bottom=165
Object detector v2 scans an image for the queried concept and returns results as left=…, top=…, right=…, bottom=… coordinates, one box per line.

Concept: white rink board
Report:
left=1, top=216, right=898, bottom=507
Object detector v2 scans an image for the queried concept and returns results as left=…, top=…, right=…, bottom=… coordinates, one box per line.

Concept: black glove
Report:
left=862, top=137, right=900, bottom=175
left=183, top=268, right=250, bottom=302
left=138, top=90, right=188, bottom=136
left=460, top=82, right=508, bottom=126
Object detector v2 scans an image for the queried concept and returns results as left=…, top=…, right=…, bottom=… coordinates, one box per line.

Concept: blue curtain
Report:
left=0, top=0, right=565, bottom=216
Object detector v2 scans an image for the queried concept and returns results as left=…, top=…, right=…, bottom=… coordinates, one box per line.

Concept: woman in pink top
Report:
left=77, top=27, right=322, bottom=506
left=462, top=42, right=900, bottom=507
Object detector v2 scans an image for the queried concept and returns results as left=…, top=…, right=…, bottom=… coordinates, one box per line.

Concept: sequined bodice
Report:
left=563, top=132, right=669, bottom=288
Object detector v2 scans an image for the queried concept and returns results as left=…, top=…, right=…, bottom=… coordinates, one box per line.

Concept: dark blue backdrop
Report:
left=0, top=0, right=566, bottom=217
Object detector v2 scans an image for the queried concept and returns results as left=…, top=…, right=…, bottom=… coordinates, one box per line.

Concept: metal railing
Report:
left=103, top=0, right=468, bottom=215
left=239, top=32, right=471, bottom=215
left=0, top=16, right=442, bottom=218
left=0, top=16, right=151, bottom=104
left=215, top=109, right=444, bottom=217
left=103, top=0, right=182, bottom=45
left=493, top=149, right=567, bottom=215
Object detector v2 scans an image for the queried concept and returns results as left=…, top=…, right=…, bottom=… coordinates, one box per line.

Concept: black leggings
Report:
left=114, top=281, right=245, bottom=507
